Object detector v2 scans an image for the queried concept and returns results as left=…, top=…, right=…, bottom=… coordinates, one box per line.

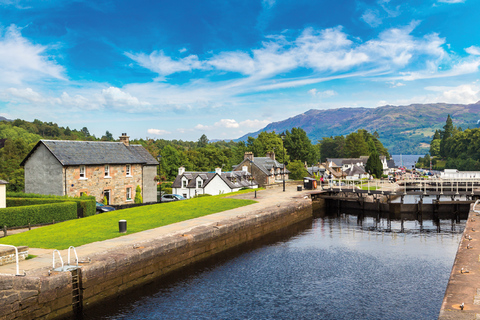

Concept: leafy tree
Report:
left=101, top=130, right=114, bottom=141
left=81, top=127, right=90, bottom=138
left=161, top=145, right=182, bottom=180
left=365, top=141, right=383, bottom=178
left=134, top=185, right=143, bottom=203
left=345, top=130, right=369, bottom=157
left=283, top=127, right=319, bottom=165
left=197, top=134, right=209, bottom=148
left=287, top=160, right=309, bottom=180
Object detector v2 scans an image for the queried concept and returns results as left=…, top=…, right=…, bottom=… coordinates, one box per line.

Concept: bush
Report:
left=134, top=185, right=142, bottom=203
left=0, top=202, right=77, bottom=227
left=163, top=187, right=172, bottom=194
left=194, top=194, right=212, bottom=198
left=6, top=196, right=95, bottom=218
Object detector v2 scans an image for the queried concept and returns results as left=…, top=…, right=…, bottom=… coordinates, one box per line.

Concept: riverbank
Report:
left=0, top=185, right=312, bottom=320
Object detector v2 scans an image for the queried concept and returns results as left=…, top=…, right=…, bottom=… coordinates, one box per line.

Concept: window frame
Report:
left=105, top=164, right=110, bottom=178
left=126, top=164, right=131, bottom=176
left=126, top=187, right=132, bottom=201
left=79, top=165, right=86, bottom=179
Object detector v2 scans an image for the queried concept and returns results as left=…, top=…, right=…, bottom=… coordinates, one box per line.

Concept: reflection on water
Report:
left=391, top=194, right=470, bottom=204
left=84, top=211, right=464, bottom=320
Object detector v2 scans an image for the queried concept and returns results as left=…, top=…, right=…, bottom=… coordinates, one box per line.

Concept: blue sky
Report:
left=0, top=0, right=479, bottom=141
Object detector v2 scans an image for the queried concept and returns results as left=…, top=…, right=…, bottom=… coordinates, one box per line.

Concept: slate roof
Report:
left=0, top=179, right=8, bottom=184
left=20, top=140, right=158, bottom=166
left=172, top=170, right=258, bottom=190
left=345, top=165, right=366, bottom=177
left=307, top=166, right=325, bottom=176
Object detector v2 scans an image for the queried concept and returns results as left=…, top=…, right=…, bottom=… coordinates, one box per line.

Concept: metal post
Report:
left=280, top=132, right=286, bottom=192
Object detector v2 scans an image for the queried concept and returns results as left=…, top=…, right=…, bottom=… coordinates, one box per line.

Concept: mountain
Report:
left=236, top=102, right=480, bottom=154
left=0, top=116, right=11, bottom=121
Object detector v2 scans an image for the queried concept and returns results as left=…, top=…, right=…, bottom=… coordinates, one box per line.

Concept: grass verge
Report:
left=0, top=192, right=257, bottom=250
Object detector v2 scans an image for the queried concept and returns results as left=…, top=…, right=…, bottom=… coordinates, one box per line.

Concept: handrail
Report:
left=473, top=200, right=480, bottom=213
left=67, top=246, right=78, bottom=266
left=0, top=244, right=21, bottom=276
left=52, top=249, right=64, bottom=270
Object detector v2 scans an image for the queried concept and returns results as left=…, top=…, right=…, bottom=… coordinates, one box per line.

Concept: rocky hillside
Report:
left=236, top=102, right=480, bottom=154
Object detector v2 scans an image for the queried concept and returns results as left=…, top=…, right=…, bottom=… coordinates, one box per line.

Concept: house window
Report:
left=126, top=187, right=132, bottom=201
left=197, top=180, right=202, bottom=188
left=183, top=193, right=187, bottom=198
left=182, top=180, right=187, bottom=188
left=105, top=165, right=110, bottom=177
left=126, top=164, right=131, bottom=176
left=80, top=165, right=86, bottom=178
left=80, top=191, right=86, bottom=197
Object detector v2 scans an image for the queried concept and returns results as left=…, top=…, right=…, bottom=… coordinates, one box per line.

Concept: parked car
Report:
left=96, top=202, right=115, bottom=213
left=161, top=194, right=186, bottom=202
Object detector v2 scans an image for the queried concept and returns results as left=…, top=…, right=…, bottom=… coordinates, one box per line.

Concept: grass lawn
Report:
left=0, top=192, right=257, bottom=250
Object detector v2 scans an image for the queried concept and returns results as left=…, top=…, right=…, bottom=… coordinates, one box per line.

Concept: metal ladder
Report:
left=0, top=244, right=25, bottom=276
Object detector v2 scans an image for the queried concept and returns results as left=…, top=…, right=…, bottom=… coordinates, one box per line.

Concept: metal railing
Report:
left=0, top=244, right=24, bottom=276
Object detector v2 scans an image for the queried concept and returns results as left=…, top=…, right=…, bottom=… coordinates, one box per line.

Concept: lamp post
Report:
left=280, top=132, right=286, bottom=192
left=156, top=155, right=162, bottom=203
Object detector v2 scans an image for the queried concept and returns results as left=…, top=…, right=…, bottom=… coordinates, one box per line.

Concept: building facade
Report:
left=21, top=134, right=158, bottom=205
left=233, top=152, right=289, bottom=187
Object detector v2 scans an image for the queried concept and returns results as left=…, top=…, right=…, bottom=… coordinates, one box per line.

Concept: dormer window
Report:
left=182, top=179, right=187, bottom=188
left=197, top=180, right=202, bottom=188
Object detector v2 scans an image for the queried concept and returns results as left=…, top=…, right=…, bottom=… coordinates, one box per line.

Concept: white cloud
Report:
left=100, top=87, right=150, bottom=110
left=147, top=128, right=171, bottom=135
left=195, top=124, right=210, bottom=130
left=426, top=84, right=480, bottom=104
left=308, top=88, right=337, bottom=98
left=239, top=119, right=270, bottom=129
left=362, top=9, right=382, bottom=27
left=466, top=46, right=480, bottom=56
left=125, top=50, right=204, bottom=77
left=214, top=119, right=239, bottom=128
left=387, top=81, right=405, bottom=88
left=5, top=87, right=44, bottom=102
left=438, top=0, right=465, bottom=3
left=0, top=24, right=65, bottom=85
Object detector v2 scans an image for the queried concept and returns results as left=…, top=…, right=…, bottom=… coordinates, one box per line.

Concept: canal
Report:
left=83, top=209, right=464, bottom=320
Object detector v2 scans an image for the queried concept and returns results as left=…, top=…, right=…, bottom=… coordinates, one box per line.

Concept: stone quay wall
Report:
left=0, top=246, right=28, bottom=266
left=0, top=197, right=312, bottom=320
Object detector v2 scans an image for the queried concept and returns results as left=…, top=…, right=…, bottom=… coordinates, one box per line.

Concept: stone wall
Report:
left=0, top=198, right=312, bottom=320
left=65, top=164, right=143, bottom=205
left=0, top=246, right=28, bottom=266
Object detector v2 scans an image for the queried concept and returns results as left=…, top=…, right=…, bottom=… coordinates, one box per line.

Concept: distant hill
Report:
left=235, top=102, right=480, bottom=154
left=0, top=116, right=11, bottom=122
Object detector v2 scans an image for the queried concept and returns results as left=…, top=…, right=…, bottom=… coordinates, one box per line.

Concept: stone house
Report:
left=233, top=152, right=289, bottom=187
left=20, top=134, right=158, bottom=205
left=172, top=167, right=258, bottom=199
left=0, top=180, right=7, bottom=208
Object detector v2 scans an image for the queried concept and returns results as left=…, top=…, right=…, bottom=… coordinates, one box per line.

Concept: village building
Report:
left=232, top=152, right=289, bottom=187
left=324, top=156, right=393, bottom=179
left=20, top=134, right=158, bottom=205
left=172, top=167, right=258, bottom=199
left=0, top=180, right=7, bottom=208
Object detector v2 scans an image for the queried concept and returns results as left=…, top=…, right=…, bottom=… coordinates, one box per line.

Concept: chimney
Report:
left=266, top=152, right=275, bottom=161
left=119, top=133, right=130, bottom=146
left=215, top=167, right=222, bottom=175
left=178, top=167, right=185, bottom=175
left=244, top=152, right=254, bottom=161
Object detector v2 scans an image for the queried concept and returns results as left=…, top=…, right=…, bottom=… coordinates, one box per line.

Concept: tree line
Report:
left=417, top=114, right=480, bottom=171
left=0, top=118, right=390, bottom=191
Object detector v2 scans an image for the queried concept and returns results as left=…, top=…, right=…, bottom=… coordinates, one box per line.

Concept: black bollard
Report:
left=119, top=220, right=127, bottom=233
left=255, top=190, right=257, bottom=198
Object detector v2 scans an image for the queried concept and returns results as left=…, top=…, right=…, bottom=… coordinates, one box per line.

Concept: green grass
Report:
left=360, top=186, right=378, bottom=191
left=0, top=193, right=257, bottom=250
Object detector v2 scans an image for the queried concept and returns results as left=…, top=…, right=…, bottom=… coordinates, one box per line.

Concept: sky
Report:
left=0, top=0, right=479, bottom=141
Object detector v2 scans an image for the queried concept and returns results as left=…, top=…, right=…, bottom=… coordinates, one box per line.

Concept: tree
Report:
left=161, top=145, right=182, bottom=180
left=283, top=127, right=319, bottom=165
left=286, top=160, right=309, bottom=180
left=134, top=185, right=143, bottom=203
left=365, top=141, right=383, bottom=178
left=440, top=115, right=453, bottom=158
left=197, top=134, right=209, bottom=148
left=345, top=130, right=369, bottom=158
left=101, top=130, right=114, bottom=141
left=81, top=127, right=90, bottom=138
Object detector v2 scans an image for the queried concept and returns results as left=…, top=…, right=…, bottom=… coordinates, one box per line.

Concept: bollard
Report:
left=119, top=220, right=127, bottom=233
left=255, top=190, right=257, bottom=198
left=3, top=225, right=6, bottom=237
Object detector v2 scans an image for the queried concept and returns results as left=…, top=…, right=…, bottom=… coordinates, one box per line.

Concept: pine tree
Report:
left=365, top=141, right=383, bottom=178
left=134, top=185, right=143, bottom=203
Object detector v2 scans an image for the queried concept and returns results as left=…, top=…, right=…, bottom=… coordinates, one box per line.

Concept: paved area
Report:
left=439, top=204, right=480, bottom=319
left=0, top=184, right=310, bottom=277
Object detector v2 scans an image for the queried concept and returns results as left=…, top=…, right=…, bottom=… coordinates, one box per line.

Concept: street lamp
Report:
left=156, top=154, right=162, bottom=203
left=280, top=132, right=286, bottom=192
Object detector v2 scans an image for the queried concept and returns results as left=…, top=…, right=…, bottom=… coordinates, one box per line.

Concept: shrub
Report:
left=163, top=187, right=172, bottom=194
left=134, top=185, right=142, bottom=203
left=194, top=194, right=212, bottom=198
left=6, top=197, right=95, bottom=218
left=0, top=202, right=77, bottom=227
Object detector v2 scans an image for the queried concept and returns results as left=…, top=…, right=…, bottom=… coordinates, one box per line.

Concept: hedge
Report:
left=6, top=196, right=96, bottom=218
left=0, top=202, right=77, bottom=228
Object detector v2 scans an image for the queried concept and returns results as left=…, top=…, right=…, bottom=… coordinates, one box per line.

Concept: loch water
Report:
left=84, top=209, right=464, bottom=320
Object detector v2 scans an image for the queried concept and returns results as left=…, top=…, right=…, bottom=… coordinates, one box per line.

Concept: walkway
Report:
left=0, top=185, right=309, bottom=277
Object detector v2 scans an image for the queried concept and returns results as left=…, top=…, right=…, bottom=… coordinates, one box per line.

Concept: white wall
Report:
left=205, top=175, right=237, bottom=196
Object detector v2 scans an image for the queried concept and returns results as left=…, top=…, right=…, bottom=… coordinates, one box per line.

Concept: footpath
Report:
left=0, top=185, right=309, bottom=277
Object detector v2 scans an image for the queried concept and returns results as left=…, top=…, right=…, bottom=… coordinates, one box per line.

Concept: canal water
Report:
left=84, top=210, right=464, bottom=320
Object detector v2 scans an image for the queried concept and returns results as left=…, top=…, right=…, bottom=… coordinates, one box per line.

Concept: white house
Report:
left=171, top=167, right=258, bottom=199
left=0, top=180, right=7, bottom=208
